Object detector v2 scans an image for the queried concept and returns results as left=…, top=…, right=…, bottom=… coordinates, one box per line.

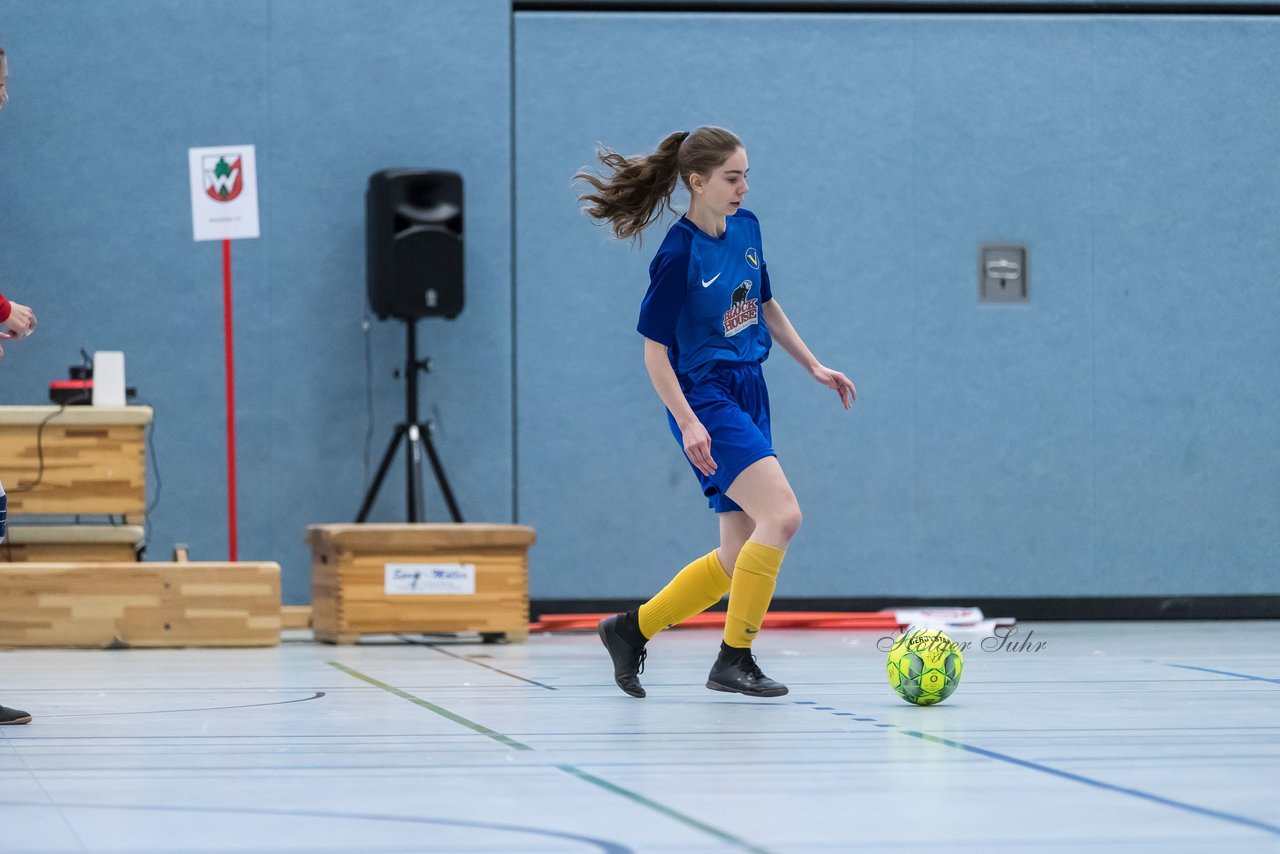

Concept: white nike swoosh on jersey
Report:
left=701, top=272, right=721, bottom=288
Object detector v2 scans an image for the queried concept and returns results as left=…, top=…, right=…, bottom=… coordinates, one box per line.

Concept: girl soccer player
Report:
left=576, top=127, right=857, bottom=698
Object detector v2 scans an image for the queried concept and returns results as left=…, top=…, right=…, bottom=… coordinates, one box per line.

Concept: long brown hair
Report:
left=575, top=126, right=744, bottom=242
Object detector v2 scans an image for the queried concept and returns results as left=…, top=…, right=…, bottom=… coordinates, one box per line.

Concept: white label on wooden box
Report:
left=385, top=563, right=476, bottom=595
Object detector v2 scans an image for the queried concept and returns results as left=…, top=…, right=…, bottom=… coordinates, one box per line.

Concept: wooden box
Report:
left=306, top=524, right=535, bottom=644
left=0, top=562, right=281, bottom=648
left=0, top=405, right=151, bottom=518
left=1, top=524, right=144, bottom=563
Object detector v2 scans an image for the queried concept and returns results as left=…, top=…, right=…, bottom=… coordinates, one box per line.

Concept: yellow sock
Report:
left=637, top=550, right=731, bottom=639
left=723, top=540, right=785, bottom=648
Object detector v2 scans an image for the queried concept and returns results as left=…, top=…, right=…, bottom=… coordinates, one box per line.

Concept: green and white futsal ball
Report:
left=886, top=627, right=963, bottom=705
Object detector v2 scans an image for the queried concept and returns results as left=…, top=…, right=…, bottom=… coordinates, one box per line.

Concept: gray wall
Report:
left=1, top=4, right=1275, bottom=602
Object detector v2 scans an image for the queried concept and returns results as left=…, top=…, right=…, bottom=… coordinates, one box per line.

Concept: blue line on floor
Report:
left=899, top=729, right=1280, bottom=838
left=0, top=801, right=631, bottom=852
left=1167, top=664, right=1280, bottom=685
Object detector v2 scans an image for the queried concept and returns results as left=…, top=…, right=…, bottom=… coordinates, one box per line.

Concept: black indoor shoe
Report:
left=0, top=705, right=32, bottom=725
left=598, top=614, right=648, bottom=698
left=706, top=643, right=789, bottom=697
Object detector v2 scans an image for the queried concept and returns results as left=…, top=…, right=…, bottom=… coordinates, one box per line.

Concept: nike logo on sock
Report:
left=701, top=272, right=721, bottom=288
left=745, top=627, right=759, bottom=634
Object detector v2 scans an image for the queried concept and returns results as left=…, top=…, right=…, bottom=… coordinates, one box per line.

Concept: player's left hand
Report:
left=3, top=302, right=35, bottom=338
left=811, top=364, right=857, bottom=409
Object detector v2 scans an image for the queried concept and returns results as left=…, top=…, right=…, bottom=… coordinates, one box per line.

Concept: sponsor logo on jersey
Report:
left=745, top=247, right=760, bottom=270
left=723, top=279, right=758, bottom=338
left=701, top=271, right=721, bottom=288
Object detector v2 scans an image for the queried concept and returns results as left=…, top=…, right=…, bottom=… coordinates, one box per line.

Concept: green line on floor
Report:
left=555, top=763, right=774, bottom=854
left=327, top=661, right=533, bottom=751
left=328, top=660, right=774, bottom=854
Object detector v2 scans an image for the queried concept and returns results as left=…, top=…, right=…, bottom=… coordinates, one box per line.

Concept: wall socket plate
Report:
left=980, top=245, right=1028, bottom=303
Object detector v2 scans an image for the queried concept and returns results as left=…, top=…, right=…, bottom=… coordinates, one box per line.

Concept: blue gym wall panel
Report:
left=0, top=0, right=513, bottom=603
left=1, top=5, right=1274, bottom=604
left=514, top=12, right=1280, bottom=599
left=1089, top=18, right=1280, bottom=594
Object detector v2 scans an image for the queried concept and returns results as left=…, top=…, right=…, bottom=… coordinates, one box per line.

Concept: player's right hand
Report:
left=681, top=420, right=717, bottom=477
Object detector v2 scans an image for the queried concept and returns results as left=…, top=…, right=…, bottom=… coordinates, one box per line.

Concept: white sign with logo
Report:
left=188, top=144, right=260, bottom=241
left=385, top=563, right=476, bottom=596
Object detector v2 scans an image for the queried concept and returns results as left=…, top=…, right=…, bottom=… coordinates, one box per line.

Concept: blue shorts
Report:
left=667, top=362, right=776, bottom=513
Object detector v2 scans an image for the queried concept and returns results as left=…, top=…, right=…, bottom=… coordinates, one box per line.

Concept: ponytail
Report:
left=575, top=126, right=742, bottom=243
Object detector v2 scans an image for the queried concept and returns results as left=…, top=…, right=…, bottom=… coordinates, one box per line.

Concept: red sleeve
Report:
left=0, top=294, right=10, bottom=324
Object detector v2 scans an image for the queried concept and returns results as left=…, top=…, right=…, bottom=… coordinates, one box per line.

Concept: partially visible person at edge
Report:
left=1, top=44, right=39, bottom=727
left=576, top=126, right=857, bottom=699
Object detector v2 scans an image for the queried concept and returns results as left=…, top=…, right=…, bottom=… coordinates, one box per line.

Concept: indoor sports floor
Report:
left=2, top=621, right=1278, bottom=853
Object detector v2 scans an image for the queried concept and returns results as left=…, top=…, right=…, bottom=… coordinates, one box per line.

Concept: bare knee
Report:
left=777, top=505, right=803, bottom=541
left=754, top=504, right=802, bottom=547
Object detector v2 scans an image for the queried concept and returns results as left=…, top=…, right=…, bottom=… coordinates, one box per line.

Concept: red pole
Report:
left=222, top=238, right=239, bottom=561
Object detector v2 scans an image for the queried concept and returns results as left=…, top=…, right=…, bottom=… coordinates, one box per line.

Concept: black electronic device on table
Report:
left=48, top=352, right=135, bottom=405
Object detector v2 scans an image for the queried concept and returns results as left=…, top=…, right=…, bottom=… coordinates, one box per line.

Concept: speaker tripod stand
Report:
left=356, top=319, right=463, bottom=523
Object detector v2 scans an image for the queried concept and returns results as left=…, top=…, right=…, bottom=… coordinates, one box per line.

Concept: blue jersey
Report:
left=636, top=209, right=773, bottom=385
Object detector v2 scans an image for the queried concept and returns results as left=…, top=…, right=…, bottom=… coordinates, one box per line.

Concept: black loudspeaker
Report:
left=366, top=169, right=464, bottom=320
